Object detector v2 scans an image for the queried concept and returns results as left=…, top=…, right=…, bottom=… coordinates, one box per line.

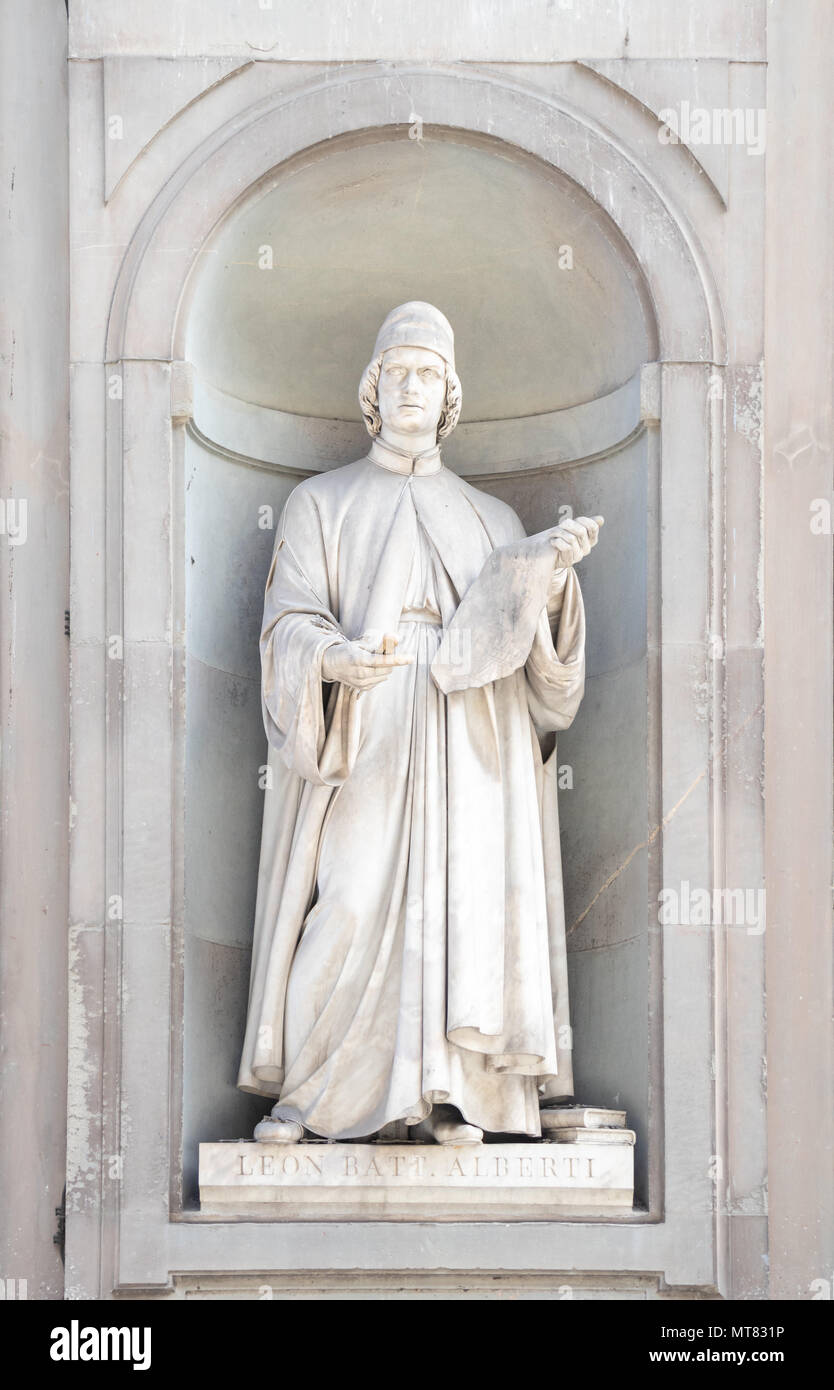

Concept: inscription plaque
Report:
left=199, top=1138, right=635, bottom=1220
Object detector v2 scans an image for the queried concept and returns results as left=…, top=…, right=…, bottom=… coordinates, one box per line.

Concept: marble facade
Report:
left=0, top=1, right=831, bottom=1301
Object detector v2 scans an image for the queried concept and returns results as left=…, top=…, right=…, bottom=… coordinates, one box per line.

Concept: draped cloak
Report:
left=237, top=440, right=586, bottom=1138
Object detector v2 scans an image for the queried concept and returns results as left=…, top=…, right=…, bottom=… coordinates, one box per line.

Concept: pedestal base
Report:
left=199, top=1136, right=635, bottom=1220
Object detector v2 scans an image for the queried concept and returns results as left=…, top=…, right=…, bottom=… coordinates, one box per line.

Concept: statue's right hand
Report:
left=321, top=635, right=414, bottom=692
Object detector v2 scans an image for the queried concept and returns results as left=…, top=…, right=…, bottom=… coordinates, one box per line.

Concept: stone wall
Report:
left=0, top=0, right=831, bottom=1301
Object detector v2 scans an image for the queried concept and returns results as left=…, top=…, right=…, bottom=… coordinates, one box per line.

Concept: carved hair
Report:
left=358, top=353, right=462, bottom=440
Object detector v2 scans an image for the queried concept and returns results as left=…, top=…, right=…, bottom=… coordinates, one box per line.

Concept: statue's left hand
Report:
left=549, top=515, right=604, bottom=570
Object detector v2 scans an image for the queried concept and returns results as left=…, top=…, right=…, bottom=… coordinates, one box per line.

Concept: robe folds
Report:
left=237, top=443, right=587, bottom=1138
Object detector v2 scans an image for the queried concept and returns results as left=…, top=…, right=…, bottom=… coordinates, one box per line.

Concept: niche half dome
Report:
left=184, top=129, right=656, bottom=425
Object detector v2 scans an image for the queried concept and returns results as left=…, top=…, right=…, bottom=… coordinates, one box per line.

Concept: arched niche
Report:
left=102, top=67, right=724, bottom=1277
left=183, top=128, right=655, bottom=419
left=179, top=125, right=658, bottom=1205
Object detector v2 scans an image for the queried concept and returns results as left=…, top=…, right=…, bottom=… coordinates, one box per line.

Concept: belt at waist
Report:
left=399, top=608, right=443, bottom=626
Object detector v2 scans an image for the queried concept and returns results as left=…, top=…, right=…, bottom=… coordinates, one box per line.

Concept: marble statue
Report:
left=238, top=302, right=602, bottom=1145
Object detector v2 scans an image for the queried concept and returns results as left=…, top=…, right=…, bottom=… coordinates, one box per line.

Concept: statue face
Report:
left=377, top=346, right=447, bottom=437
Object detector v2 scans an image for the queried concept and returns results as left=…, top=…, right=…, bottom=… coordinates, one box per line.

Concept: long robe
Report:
left=237, top=439, right=586, bottom=1138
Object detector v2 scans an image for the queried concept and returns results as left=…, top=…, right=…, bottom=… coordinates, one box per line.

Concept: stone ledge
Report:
left=199, top=1139, right=635, bottom=1221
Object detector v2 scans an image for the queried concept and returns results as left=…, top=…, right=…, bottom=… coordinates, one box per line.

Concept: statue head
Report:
left=358, top=301, right=463, bottom=443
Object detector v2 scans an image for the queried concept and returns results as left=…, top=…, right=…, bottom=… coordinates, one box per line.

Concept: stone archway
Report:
left=107, top=67, right=722, bottom=361
left=93, top=64, right=725, bottom=1291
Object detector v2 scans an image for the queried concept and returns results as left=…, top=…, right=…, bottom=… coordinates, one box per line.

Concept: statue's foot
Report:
left=430, top=1118, right=484, bottom=1145
left=413, top=1107, right=483, bottom=1145
left=253, top=1116, right=303, bottom=1144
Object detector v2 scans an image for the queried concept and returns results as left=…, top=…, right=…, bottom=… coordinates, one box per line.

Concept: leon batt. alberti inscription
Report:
left=198, top=1130, right=635, bottom=1213
left=232, top=1147, right=605, bottom=1183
